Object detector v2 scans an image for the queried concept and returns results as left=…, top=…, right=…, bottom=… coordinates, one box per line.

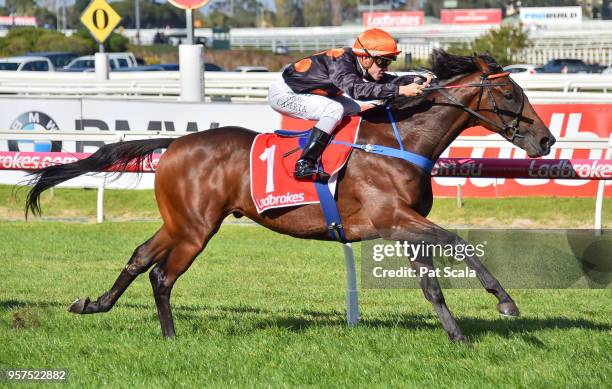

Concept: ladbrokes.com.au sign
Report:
left=363, top=11, right=424, bottom=28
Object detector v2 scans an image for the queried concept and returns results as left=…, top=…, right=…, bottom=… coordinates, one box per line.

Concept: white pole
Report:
left=343, top=243, right=359, bottom=325
left=457, top=184, right=463, bottom=208
left=97, top=177, right=106, bottom=224
left=179, top=44, right=204, bottom=102
left=95, top=52, right=109, bottom=81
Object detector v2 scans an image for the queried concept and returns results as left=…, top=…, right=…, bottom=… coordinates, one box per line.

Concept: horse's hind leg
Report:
left=68, top=228, right=171, bottom=314
left=149, top=219, right=223, bottom=338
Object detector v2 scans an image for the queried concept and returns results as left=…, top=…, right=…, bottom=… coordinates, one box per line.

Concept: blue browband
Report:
left=331, top=105, right=435, bottom=173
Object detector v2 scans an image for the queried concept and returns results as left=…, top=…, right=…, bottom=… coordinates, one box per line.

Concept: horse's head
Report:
left=431, top=50, right=556, bottom=158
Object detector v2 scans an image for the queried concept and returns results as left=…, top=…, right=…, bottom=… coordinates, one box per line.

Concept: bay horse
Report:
left=25, top=50, right=555, bottom=342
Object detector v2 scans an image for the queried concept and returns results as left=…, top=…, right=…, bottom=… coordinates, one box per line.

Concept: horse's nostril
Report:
left=540, top=136, right=551, bottom=149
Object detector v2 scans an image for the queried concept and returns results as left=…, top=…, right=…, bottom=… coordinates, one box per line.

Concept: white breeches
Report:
left=268, top=76, right=361, bottom=134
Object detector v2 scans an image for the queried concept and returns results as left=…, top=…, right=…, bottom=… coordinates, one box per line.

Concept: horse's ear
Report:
left=473, top=54, right=491, bottom=73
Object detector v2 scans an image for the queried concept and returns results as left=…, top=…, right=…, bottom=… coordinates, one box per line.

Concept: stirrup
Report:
left=295, top=160, right=330, bottom=181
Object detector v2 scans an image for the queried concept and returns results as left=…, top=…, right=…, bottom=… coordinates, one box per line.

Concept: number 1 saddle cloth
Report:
left=250, top=116, right=361, bottom=214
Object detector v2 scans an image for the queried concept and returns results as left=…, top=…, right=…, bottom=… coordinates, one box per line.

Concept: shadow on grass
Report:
left=171, top=302, right=612, bottom=343
left=3, top=299, right=609, bottom=344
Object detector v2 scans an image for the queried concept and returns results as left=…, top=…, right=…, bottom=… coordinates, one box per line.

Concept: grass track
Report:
left=1, top=222, right=610, bottom=387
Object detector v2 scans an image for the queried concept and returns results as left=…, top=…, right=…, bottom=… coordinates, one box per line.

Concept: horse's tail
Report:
left=25, top=138, right=175, bottom=217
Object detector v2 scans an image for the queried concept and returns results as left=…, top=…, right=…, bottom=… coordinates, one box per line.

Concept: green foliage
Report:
left=111, top=0, right=186, bottom=29
left=303, top=0, right=332, bottom=27
left=68, top=0, right=91, bottom=29
left=447, top=24, right=532, bottom=66
left=0, top=26, right=129, bottom=57
left=33, top=6, right=57, bottom=29
left=200, top=0, right=267, bottom=28
left=203, top=10, right=236, bottom=28
left=107, top=32, right=129, bottom=52
left=72, top=28, right=129, bottom=53
left=3, top=0, right=37, bottom=15
left=32, top=31, right=94, bottom=54
left=0, top=27, right=46, bottom=56
left=274, top=0, right=305, bottom=27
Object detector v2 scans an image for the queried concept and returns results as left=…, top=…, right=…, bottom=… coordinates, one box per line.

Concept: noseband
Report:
left=429, top=71, right=534, bottom=142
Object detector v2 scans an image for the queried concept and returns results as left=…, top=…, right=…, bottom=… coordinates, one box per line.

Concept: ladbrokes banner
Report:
left=440, top=9, right=502, bottom=24
left=362, top=11, right=424, bottom=28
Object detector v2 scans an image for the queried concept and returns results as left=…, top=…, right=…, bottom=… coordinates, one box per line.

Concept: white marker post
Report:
left=168, top=0, right=211, bottom=102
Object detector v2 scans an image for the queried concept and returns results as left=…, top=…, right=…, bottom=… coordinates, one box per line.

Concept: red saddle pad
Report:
left=250, top=116, right=361, bottom=213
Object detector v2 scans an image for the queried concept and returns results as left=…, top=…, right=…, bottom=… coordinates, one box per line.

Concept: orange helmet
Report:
left=353, top=28, right=401, bottom=58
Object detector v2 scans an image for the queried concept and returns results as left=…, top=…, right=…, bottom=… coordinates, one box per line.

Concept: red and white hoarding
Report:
left=363, top=11, right=424, bottom=28
left=440, top=9, right=502, bottom=24
left=0, top=16, right=37, bottom=27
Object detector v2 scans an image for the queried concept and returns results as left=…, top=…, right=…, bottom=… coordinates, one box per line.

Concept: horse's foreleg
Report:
left=68, top=228, right=171, bottom=314
left=453, top=238, right=520, bottom=317
left=410, top=255, right=467, bottom=342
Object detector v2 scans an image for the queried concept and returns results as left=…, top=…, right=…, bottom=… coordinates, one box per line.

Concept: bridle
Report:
left=427, top=71, right=534, bottom=142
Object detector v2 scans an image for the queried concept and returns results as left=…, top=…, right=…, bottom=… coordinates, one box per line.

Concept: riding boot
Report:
left=294, top=127, right=331, bottom=181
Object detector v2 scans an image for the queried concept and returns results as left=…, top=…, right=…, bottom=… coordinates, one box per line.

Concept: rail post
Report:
left=343, top=243, right=359, bottom=325
left=594, top=135, right=612, bottom=233
left=97, top=176, right=106, bottom=224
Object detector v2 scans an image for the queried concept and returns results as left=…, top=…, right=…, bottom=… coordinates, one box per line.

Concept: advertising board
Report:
left=440, top=9, right=502, bottom=24
left=520, top=6, right=582, bottom=25
left=362, top=11, right=425, bottom=28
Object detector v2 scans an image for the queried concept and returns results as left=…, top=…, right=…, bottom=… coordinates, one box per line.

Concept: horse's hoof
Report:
left=449, top=333, right=469, bottom=343
left=68, top=297, right=90, bottom=314
left=497, top=301, right=520, bottom=318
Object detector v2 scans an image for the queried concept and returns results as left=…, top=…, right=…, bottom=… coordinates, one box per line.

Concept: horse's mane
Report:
left=380, top=49, right=504, bottom=112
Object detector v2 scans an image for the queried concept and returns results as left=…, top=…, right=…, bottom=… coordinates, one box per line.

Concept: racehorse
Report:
left=25, top=50, right=555, bottom=342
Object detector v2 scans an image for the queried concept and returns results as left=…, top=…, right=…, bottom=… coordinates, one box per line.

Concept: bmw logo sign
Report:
left=8, top=111, right=62, bottom=152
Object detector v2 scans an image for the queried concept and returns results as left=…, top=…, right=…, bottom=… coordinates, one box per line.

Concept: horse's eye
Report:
left=503, top=92, right=514, bottom=100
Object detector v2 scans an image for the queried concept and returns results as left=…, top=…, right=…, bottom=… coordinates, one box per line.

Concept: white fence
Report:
left=0, top=71, right=611, bottom=103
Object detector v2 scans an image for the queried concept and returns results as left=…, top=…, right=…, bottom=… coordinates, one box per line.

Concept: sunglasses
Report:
left=373, top=56, right=395, bottom=67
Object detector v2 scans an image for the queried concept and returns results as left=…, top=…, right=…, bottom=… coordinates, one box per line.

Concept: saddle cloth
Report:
left=250, top=116, right=361, bottom=214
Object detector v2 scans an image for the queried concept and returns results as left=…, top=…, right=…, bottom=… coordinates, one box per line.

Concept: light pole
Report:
left=135, top=0, right=141, bottom=45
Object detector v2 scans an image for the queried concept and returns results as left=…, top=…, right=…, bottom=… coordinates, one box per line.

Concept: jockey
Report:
left=268, top=28, right=431, bottom=180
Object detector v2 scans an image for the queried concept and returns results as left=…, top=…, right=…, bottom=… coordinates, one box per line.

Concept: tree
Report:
left=73, top=28, right=129, bottom=52
left=113, top=0, right=186, bottom=29
left=303, top=0, right=331, bottom=26
left=3, top=0, right=38, bottom=15
left=331, top=0, right=342, bottom=26
left=274, top=0, right=304, bottom=27
left=446, top=24, right=531, bottom=66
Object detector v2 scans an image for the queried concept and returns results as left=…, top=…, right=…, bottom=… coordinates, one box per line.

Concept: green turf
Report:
left=0, top=222, right=610, bottom=387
